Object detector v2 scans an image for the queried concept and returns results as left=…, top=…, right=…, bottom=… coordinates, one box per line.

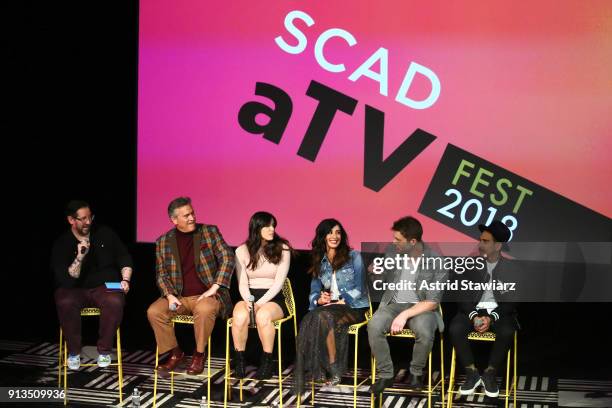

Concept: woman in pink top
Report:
left=232, top=211, right=292, bottom=380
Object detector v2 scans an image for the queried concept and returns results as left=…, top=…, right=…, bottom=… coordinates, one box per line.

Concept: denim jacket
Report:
left=308, top=250, right=370, bottom=310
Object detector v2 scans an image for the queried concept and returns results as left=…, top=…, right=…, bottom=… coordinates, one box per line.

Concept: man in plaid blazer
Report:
left=147, top=197, right=235, bottom=376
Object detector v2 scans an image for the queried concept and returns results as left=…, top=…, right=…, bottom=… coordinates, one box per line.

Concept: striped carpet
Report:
left=0, top=340, right=609, bottom=407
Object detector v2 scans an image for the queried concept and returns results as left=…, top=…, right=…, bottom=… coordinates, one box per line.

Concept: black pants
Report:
left=449, top=313, right=517, bottom=370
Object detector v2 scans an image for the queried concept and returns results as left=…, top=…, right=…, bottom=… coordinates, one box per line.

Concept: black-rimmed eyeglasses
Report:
left=73, top=215, right=95, bottom=223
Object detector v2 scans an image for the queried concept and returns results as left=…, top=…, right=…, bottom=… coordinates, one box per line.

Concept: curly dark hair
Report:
left=308, top=218, right=351, bottom=278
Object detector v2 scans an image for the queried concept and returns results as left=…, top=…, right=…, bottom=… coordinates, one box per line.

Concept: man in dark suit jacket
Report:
left=449, top=220, right=518, bottom=398
left=147, top=197, right=234, bottom=376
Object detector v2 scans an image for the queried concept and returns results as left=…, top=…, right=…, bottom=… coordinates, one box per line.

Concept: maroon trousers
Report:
left=54, top=286, right=125, bottom=355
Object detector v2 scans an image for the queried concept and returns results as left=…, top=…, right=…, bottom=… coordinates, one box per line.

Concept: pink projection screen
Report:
left=138, top=1, right=612, bottom=247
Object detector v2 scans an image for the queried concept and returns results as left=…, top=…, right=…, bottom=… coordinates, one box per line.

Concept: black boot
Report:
left=233, top=350, right=246, bottom=379
left=255, top=352, right=274, bottom=380
left=369, top=377, right=394, bottom=394
left=327, top=361, right=341, bottom=386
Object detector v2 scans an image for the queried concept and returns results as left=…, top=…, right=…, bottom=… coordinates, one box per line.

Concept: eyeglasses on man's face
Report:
left=73, top=214, right=95, bottom=223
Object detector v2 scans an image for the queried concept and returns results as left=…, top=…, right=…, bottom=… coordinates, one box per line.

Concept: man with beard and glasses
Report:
left=51, top=200, right=133, bottom=370
left=147, top=196, right=235, bottom=377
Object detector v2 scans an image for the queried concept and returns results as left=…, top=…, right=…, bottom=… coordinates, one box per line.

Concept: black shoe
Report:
left=482, top=367, right=499, bottom=397
left=458, top=367, right=481, bottom=396
left=369, top=377, right=394, bottom=394
left=327, top=362, right=341, bottom=386
left=233, top=350, right=246, bottom=379
left=407, top=373, right=424, bottom=390
left=255, top=352, right=274, bottom=380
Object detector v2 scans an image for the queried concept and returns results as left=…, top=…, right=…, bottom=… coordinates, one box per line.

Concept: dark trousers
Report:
left=55, top=286, right=125, bottom=355
left=449, top=313, right=516, bottom=370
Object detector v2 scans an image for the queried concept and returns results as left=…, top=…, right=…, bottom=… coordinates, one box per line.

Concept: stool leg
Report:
left=207, top=336, right=211, bottom=408
left=153, top=347, right=159, bottom=408
left=428, top=351, right=432, bottom=408
left=353, top=331, right=359, bottom=408
left=63, top=340, right=68, bottom=406
left=116, top=328, right=123, bottom=403
left=447, top=348, right=456, bottom=408
left=505, top=348, right=511, bottom=408
left=278, top=326, right=284, bottom=408
left=170, top=322, right=175, bottom=395
left=224, top=321, right=230, bottom=406
left=295, top=314, right=301, bottom=408
left=58, top=328, right=63, bottom=388
left=440, top=335, right=445, bottom=408
left=311, top=380, right=315, bottom=403
left=514, top=333, right=517, bottom=407
left=370, top=357, right=376, bottom=408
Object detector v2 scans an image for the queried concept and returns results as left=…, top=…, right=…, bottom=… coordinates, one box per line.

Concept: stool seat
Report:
left=467, top=331, right=497, bottom=340
left=385, top=328, right=416, bottom=337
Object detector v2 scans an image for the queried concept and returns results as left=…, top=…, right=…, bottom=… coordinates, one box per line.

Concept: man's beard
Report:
left=77, top=225, right=90, bottom=236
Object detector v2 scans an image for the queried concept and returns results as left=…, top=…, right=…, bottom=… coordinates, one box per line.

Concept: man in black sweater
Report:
left=51, top=200, right=133, bottom=370
left=449, top=220, right=518, bottom=398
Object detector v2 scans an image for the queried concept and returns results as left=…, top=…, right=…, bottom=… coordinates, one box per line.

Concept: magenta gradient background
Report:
left=138, top=1, right=612, bottom=247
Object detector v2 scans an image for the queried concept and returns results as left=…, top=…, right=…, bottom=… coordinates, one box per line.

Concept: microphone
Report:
left=80, top=239, right=89, bottom=255
left=248, top=295, right=256, bottom=328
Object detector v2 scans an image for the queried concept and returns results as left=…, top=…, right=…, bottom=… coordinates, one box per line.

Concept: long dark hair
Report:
left=246, top=211, right=292, bottom=269
left=308, top=218, right=351, bottom=277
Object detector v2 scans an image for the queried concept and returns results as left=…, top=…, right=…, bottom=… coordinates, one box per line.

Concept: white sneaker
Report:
left=97, top=354, right=112, bottom=368
left=67, top=354, right=81, bottom=370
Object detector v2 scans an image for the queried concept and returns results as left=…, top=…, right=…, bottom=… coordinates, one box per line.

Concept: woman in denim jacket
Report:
left=294, top=219, right=369, bottom=394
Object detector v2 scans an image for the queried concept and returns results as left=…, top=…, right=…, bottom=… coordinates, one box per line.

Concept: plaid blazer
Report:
left=155, top=223, right=235, bottom=319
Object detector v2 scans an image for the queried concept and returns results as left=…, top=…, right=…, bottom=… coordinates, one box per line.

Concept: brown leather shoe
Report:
left=157, top=348, right=184, bottom=378
left=186, top=352, right=205, bottom=375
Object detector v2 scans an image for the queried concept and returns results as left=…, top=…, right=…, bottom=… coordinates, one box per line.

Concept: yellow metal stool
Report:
left=58, top=307, right=124, bottom=405
left=152, top=314, right=221, bottom=408
left=298, top=299, right=374, bottom=408
left=447, top=331, right=517, bottom=408
left=224, top=278, right=298, bottom=408
left=371, top=306, right=446, bottom=408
